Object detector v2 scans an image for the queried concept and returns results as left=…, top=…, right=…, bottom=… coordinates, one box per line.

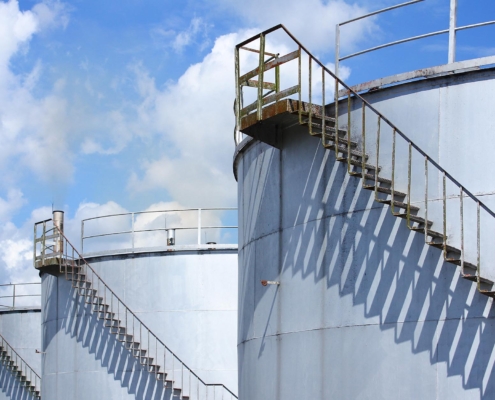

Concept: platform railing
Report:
left=335, top=0, right=495, bottom=94
left=80, top=208, right=237, bottom=254
left=34, top=220, right=238, bottom=399
left=0, top=333, right=41, bottom=398
left=0, top=283, right=41, bottom=310
left=235, top=24, right=495, bottom=294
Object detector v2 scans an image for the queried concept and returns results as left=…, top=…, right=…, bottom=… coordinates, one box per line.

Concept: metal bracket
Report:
left=261, top=280, right=280, bottom=286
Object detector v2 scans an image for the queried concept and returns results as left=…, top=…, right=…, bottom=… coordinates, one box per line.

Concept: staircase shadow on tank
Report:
left=0, top=365, right=35, bottom=400
left=238, top=131, right=495, bottom=399
left=42, top=276, right=180, bottom=400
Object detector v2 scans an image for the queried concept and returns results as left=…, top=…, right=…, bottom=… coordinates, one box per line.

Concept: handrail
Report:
left=80, top=208, right=238, bottom=253
left=335, top=0, right=495, bottom=76
left=36, top=221, right=237, bottom=399
left=0, top=333, right=41, bottom=395
left=234, top=23, right=495, bottom=218
left=0, top=283, right=41, bottom=310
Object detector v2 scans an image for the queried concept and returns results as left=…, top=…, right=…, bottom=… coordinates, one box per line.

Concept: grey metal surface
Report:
left=0, top=310, right=41, bottom=400
left=236, top=121, right=495, bottom=399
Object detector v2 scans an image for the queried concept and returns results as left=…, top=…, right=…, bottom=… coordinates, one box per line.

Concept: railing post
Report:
left=81, top=220, right=84, bottom=254
left=12, top=284, right=15, bottom=309
left=235, top=46, right=241, bottom=144
left=131, top=212, right=135, bottom=251
left=257, top=33, right=265, bottom=121
left=335, top=23, right=340, bottom=79
left=198, top=209, right=202, bottom=245
left=448, top=0, right=457, bottom=63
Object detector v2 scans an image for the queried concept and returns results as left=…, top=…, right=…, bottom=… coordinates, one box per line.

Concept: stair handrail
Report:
left=0, top=332, right=41, bottom=394
left=235, top=23, right=495, bottom=218
left=235, top=24, right=495, bottom=290
left=51, top=223, right=238, bottom=399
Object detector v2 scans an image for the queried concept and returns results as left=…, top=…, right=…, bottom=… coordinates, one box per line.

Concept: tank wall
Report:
left=236, top=117, right=495, bottom=399
left=41, top=250, right=238, bottom=399
left=337, top=68, right=495, bottom=282
left=0, top=310, right=41, bottom=400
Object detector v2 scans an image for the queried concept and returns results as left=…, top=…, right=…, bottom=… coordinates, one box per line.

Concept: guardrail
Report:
left=0, top=283, right=41, bottom=310
left=80, top=208, right=237, bottom=254
left=235, top=24, right=495, bottom=291
left=0, top=333, right=41, bottom=397
left=335, top=0, right=495, bottom=93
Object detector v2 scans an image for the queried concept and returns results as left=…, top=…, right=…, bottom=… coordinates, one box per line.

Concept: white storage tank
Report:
left=35, top=209, right=238, bottom=400
left=234, top=21, right=495, bottom=400
left=0, top=284, right=41, bottom=399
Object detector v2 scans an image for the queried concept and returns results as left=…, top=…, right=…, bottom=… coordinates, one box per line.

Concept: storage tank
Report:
left=35, top=209, right=238, bottom=400
left=0, top=284, right=41, bottom=399
left=234, top=18, right=495, bottom=400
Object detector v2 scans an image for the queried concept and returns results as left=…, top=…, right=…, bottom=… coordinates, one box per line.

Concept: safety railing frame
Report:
left=335, top=0, right=495, bottom=79
left=0, top=283, right=41, bottom=310
left=80, top=208, right=237, bottom=253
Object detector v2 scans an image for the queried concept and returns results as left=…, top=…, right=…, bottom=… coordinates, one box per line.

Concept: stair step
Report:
left=342, top=158, right=380, bottom=172
left=479, top=290, right=495, bottom=298
left=327, top=143, right=367, bottom=159
left=363, top=185, right=407, bottom=197
left=427, top=242, right=461, bottom=254
left=398, top=214, right=433, bottom=226
left=363, top=174, right=392, bottom=186
left=382, top=200, right=420, bottom=212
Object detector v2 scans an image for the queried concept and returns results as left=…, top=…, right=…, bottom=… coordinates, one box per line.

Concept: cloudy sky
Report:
left=1, top=0, right=494, bottom=285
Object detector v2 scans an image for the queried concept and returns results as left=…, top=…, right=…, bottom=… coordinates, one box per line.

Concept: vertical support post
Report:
left=131, top=213, right=135, bottom=251
left=374, top=117, right=381, bottom=195
left=424, top=156, right=428, bottom=239
left=443, top=172, right=447, bottom=257
left=448, top=0, right=457, bottom=63
left=298, top=47, right=302, bottom=125
left=275, top=58, right=280, bottom=93
left=257, top=34, right=265, bottom=121
left=234, top=46, right=241, bottom=144
left=308, top=57, right=312, bottom=135
left=477, top=201, right=481, bottom=286
left=407, top=142, right=412, bottom=227
left=12, top=284, right=15, bottom=309
left=198, top=209, right=202, bottom=245
left=460, top=187, right=464, bottom=273
left=321, top=66, right=326, bottom=142
left=81, top=220, right=84, bottom=254
left=391, top=129, right=396, bottom=214
left=335, top=24, right=340, bottom=79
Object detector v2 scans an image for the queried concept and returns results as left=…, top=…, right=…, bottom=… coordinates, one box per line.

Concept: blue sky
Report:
left=1, top=0, right=494, bottom=284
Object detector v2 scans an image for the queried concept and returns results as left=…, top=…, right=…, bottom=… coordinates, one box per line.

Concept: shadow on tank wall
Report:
left=42, top=278, right=176, bottom=400
left=0, top=368, right=34, bottom=400
left=238, top=130, right=495, bottom=399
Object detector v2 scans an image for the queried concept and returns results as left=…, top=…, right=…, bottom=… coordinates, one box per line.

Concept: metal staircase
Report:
left=34, top=219, right=238, bottom=400
left=235, top=24, right=495, bottom=298
left=0, top=334, right=41, bottom=399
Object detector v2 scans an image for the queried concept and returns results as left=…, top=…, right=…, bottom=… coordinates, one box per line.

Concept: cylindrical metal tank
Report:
left=0, top=309, right=41, bottom=400
left=235, top=67, right=495, bottom=399
left=39, top=209, right=238, bottom=399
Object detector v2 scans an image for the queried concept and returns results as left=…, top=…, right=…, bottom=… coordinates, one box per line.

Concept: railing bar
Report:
left=456, top=20, right=495, bottom=32
left=339, top=0, right=424, bottom=26
left=340, top=29, right=449, bottom=62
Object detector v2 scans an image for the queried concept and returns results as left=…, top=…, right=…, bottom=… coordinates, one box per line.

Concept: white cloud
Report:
left=173, top=17, right=210, bottom=52
left=215, top=0, right=376, bottom=55
left=127, top=30, right=258, bottom=207
left=0, top=0, right=73, bottom=190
